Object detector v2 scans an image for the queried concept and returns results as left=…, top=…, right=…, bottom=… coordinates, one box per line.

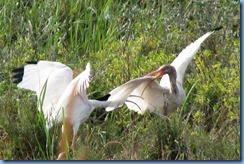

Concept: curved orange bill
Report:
left=146, top=69, right=164, bottom=79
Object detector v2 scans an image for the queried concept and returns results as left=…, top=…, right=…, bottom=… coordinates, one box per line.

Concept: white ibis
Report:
left=12, top=61, right=100, bottom=150
left=105, top=28, right=222, bottom=116
left=12, top=61, right=165, bottom=155
left=104, top=64, right=178, bottom=117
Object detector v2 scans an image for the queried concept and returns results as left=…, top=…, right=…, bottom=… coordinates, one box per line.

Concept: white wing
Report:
left=105, top=76, right=161, bottom=112
left=53, top=62, right=92, bottom=128
left=124, top=79, right=167, bottom=115
left=13, top=60, right=73, bottom=118
left=160, top=30, right=215, bottom=87
left=60, top=62, right=91, bottom=98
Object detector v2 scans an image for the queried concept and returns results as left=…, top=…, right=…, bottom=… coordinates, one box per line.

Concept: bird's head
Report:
left=146, top=65, right=177, bottom=79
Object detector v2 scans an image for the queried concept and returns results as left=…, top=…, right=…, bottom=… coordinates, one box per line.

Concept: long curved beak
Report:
left=146, top=69, right=164, bottom=79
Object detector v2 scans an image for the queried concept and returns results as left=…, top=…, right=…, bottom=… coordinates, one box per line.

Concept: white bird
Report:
left=12, top=61, right=165, bottom=154
left=105, top=65, right=178, bottom=117
left=12, top=61, right=98, bottom=150
left=105, top=28, right=222, bottom=116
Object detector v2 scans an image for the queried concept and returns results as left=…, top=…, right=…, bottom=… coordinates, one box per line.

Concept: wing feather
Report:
left=125, top=80, right=167, bottom=114
left=53, top=62, right=92, bottom=124
left=105, top=76, right=157, bottom=111
left=161, top=31, right=215, bottom=87
left=13, top=60, right=73, bottom=118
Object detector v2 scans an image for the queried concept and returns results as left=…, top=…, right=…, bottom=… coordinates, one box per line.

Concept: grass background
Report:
left=0, top=0, right=240, bottom=160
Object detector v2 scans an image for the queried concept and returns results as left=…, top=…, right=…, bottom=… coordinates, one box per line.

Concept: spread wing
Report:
left=12, top=60, right=73, bottom=118
left=105, top=76, right=165, bottom=112
left=161, top=30, right=218, bottom=87
left=124, top=79, right=167, bottom=115
left=53, top=62, right=92, bottom=126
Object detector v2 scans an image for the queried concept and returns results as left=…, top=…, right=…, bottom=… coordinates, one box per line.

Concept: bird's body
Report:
left=13, top=61, right=105, bottom=149
left=13, top=61, right=105, bottom=155
left=12, top=61, right=162, bottom=154
left=112, top=65, right=180, bottom=117
left=53, top=63, right=111, bottom=137
left=105, top=29, right=221, bottom=116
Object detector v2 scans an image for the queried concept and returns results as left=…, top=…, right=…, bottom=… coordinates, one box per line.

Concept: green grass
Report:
left=0, top=0, right=240, bottom=160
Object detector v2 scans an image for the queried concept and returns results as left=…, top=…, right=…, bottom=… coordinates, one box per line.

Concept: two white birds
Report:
left=12, top=28, right=221, bottom=152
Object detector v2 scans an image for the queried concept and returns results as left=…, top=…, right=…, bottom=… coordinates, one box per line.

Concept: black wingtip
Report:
left=12, top=77, right=23, bottom=84
left=96, top=94, right=111, bottom=101
left=12, top=61, right=38, bottom=73
left=12, top=72, right=24, bottom=78
left=12, top=61, right=38, bottom=84
left=26, top=61, right=38, bottom=64
left=12, top=72, right=24, bottom=84
left=12, top=67, right=24, bottom=84
left=12, top=67, right=24, bottom=73
left=211, top=26, right=223, bottom=31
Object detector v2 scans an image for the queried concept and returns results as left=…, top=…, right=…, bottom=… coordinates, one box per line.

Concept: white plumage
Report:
left=105, top=29, right=221, bottom=116
left=12, top=61, right=161, bottom=152
left=13, top=62, right=98, bottom=149
left=13, top=61, right=73, bottom=123
left=12, top=28, right=221, bottom=156
left=106, top=65, right=179, bottom=117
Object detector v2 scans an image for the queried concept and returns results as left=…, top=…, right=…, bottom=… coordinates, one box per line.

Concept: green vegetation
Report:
left=0, top=0, right=240, bottom=160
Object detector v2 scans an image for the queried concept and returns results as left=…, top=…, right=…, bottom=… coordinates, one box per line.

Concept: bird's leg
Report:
left=71, top=133, right=76, bottom=152
left=56, top=120, right=72, bottom=160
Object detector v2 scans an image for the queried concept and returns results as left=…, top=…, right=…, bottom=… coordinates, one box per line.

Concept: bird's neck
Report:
left=171, top=56, right=193, bottom=85
left=169, top=75, right=179, bottom=95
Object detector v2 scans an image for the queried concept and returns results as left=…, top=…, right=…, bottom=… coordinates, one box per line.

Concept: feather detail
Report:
left=105, top=76, right=155, bottom=111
